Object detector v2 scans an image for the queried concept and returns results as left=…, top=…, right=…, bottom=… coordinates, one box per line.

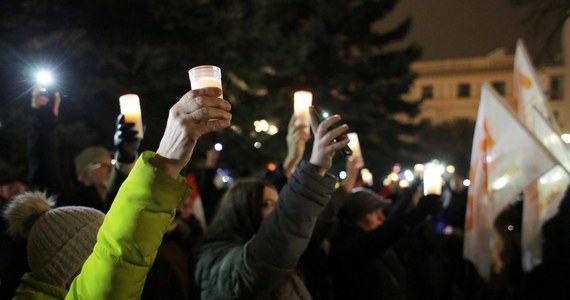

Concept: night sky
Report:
left=379, top=0, right=561, bottom=62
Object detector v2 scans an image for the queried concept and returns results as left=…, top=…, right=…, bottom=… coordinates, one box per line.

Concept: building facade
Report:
left=405, top=23, right=570, bottom=137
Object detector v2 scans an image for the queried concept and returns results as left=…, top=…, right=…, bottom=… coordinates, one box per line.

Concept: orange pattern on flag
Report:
left=465, top=119, right=495, bottom=231
left=519, top=72, right=532, bottom=89
left=464, top=82, right=556, bottom=281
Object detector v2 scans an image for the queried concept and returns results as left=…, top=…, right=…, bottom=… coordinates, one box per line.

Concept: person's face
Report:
left=178, top=198, right=194, bottom=220
left=450, top=176, right=465, bottom=192
left=80, top=156, right=113, bottom=187
left=357, top=208, right=385, bottom=232
left=260, top=186, right=278, bottom=219
left=0, top=181, right=27, bottom=200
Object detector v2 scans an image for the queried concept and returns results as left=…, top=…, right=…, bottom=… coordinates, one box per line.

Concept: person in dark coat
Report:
left=195, top=108, right=349, bottom=299
left=330, top=187, right=442, bottom=300
left=263, top=113, right=359, bottom=300
left=27, top=87, right=141, bottom=212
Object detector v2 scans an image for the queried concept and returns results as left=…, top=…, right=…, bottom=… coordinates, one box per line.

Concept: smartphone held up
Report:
left=310, top=105, right=353, bottom=156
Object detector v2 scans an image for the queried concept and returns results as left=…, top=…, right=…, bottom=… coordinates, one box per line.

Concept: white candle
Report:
left=347, top=132, right=362, bottom=158
left=361, top=168, right=373, bottom=186
left=191, top=77, right=223, bottom=90
left=119, top=94, right=144, bottom=139
left=423, top=163, right=443, bottom=195
left=294, top=90, right=312, bottom=134
left=414, top=163, right=424, bottom=176
left=189, top=65, right=223, bottom=98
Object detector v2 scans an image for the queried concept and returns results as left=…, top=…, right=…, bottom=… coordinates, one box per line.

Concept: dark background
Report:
left=0, top=0, right=563, bottom=186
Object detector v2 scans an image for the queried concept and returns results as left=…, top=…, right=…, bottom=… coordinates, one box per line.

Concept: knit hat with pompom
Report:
left=3, top=191, right=104, bottom=288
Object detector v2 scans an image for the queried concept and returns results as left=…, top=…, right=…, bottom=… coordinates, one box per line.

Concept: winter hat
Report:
left=340, top=187, right=392, bottom=224
left=3, top=191, right=105, bottom=288
left=74, top=146, right=112, bottom=173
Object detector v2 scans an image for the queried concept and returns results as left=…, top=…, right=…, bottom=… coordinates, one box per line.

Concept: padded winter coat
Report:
left=13, top=151, right=191, bottom=299
left=196, top=161, right=337, bottom=299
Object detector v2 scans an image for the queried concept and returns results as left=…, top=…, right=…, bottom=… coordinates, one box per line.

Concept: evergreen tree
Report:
left=0, top=0, right=421, bottom=180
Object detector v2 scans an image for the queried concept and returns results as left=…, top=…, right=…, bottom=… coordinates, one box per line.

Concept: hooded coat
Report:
left=196, top=161, right=337, bottom=299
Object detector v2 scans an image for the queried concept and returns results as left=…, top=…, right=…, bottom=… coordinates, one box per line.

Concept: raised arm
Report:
left=264, top=114, right=310, bottom=191
left=68, top=87, right=231, bottom=299
left=197, top=108, right=349, bottom=299
left=27, top=88, right=66, bottom=194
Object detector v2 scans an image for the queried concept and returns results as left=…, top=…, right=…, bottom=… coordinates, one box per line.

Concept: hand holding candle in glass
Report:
left=293, top=91, right=312, bottom=135
left=189, top=65, right=223, bottom=97
left=119, top=94, right=144, bottom=139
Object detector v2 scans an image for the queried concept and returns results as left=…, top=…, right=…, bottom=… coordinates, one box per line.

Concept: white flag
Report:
left=464, top=83, right=556, bottom=280
left=513, top=40, right=570, bottom=271
left=513, top=39, right=553, bottom=128
left=521, top=109, right=570, bottom=271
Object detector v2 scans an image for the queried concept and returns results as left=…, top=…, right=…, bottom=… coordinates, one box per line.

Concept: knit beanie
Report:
left=3, top=191, right=104, bottom=288
left=340, top=187, right=392, bottom=224
left=74, top=146, right=112, bottom=173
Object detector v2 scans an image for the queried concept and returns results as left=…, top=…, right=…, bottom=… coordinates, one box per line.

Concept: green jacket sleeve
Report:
left=66, top=151, right=191, bottom=299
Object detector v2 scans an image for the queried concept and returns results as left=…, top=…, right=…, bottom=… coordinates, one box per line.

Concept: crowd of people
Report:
left=0, top=84, right=569, bottom=300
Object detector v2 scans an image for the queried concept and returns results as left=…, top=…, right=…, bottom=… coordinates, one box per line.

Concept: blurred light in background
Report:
left=36, top=70, right=54, bottom=86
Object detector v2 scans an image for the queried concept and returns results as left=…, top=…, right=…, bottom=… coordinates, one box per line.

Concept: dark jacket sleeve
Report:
left=196, top=166, right=222, bottom=223
left=310, top=187, right=347, bottom=244
left=27, top=108, right=66, bottom=194
left=335, top=194, right=442, bottom=260
left=197, top=161, right=337, bottom=299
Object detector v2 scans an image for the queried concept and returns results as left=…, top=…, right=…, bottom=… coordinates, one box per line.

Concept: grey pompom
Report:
left=3, top=191, right=55, bottom=238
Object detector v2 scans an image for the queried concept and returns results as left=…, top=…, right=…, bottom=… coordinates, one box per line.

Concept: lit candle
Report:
left=347, top=132, right=362, bottom=158
left=119, top=94, right=144, bottom=139
left=294, top=90, right=312, bottom=134
left=361, top=168, right=373, bottom=186
left=423, top=163, right=443, bottom=195
left=414, top=163, right=424, bottom=177
left=191, top=77, right=222, bottom=90
left=188, top=65, right=223, bottom=98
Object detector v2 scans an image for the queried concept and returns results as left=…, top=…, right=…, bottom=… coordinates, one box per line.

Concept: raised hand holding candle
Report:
left=293, top=90, right=312, bottom=134
left=119, top=94, right=144, bottom=139
left=189, top=65, right=223, bottom=98
left=423, top=162, right=443, bottom=195
left=347, top=132, right=362, bottom=158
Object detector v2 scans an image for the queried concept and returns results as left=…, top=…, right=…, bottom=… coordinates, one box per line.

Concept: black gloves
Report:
left=114, top=114, right=141, bottom=164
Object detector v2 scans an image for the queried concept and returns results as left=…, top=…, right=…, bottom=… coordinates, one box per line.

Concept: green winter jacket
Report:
left=196, top=161, right=337, bottom=299
left=13, top=151, right=192, bottom=299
